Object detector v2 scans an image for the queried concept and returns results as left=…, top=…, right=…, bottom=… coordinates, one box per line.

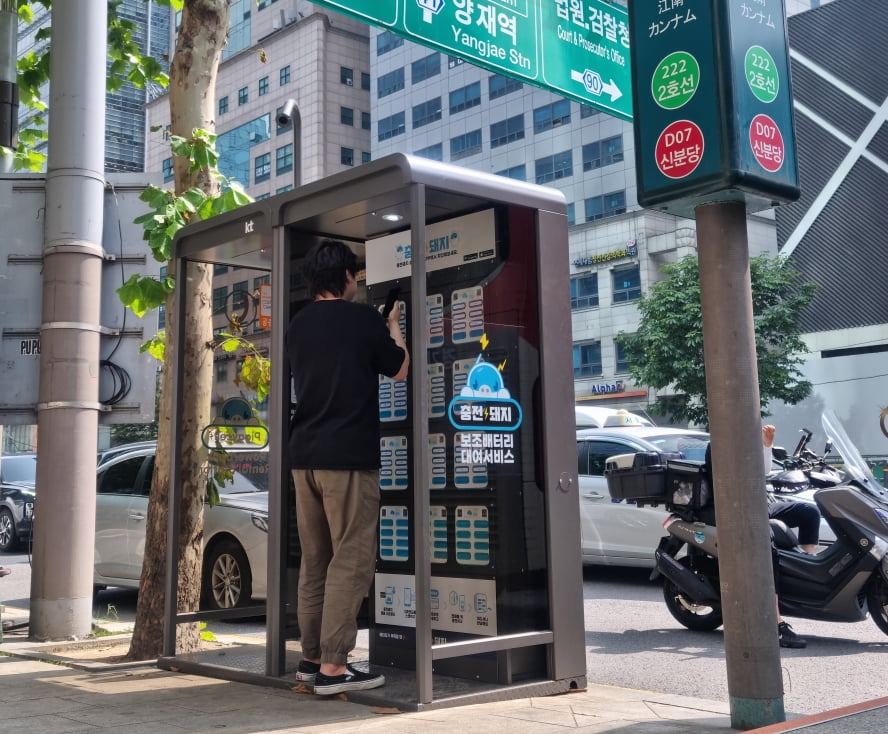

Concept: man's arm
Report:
left=387, top=303, right=410, bottom=381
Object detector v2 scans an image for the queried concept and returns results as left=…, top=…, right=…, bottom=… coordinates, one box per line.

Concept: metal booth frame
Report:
left=161, top=154, right=586, bottom=709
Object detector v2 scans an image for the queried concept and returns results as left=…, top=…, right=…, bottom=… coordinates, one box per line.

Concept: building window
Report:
left=415, top=143, right=443, bottom=161
left=341, top=147, right=354, bottom=166
left=276, top=143, right=293, bottom=175
left=490, top=114, right=524, bottom=148
left=412, top=97, right=442, bottom=129
left=377, top=67, right=404, bottom=98
left=214, top=264, right=228, bottom=275
left=412, top=53, right=440, bottom=84
left=361, top=151, right=371, bottom=164
left=256, top=192, right=271, bottom=200
left=378, top=111, right=406, bottom=141
left=361, top=72, right=371, bottom=90
left=567, top=202, right=576, bottom=226
left=615, top=339, right=631, bottom=373
left=377, top=31, right=404, bottom=55
left=570, top=273, right=599, bottom=310
left=238, top=86, right=248, bottom=105
left=574, top=341, right=603, bottom=378
left=580, top=104, right=600, bottom=119
left=340, top=66, right=354, bottom=86
left=613, top=266, right=641, bottom=303
left=361, top=111, right=371, bottom=130
left=216, top=362, right=228, bottom=383
left=162, top=157, right=173, bottom=183
left=341, top=106, right=354, bottom=126
left=258, top=76, right=269, bottom=96
left=585, top=190, right=626, bottom=221
left=450, top=129, right=482, bottom=160
left=216, top=113, right=272, bottom=184
left=583, top=135, right=624, bottom=171
left=212, top=286, right=228, bottom=315
left=218, top=96, right=229, bottom=115
left=280, top=65, right=291, bottom=85
left=495, top=164, right=525, bottom=180
left=533, top=99, right=571, bottom=133
left=275, top=185, right=292, bottom=194
left=254, top=152, right=271, bottom=183
left=604, top=190, right=627, bottom=216
left=535, top=150, right=573, bottom=184
left=449, top=82, right=481, bottom=114
left=488, top=73, right=522, bottom=99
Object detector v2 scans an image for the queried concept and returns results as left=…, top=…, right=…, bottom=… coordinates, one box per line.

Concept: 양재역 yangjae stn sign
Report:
left=628, top=0, right=799, bottom=218
left=311, top=0, right=634, bottom=120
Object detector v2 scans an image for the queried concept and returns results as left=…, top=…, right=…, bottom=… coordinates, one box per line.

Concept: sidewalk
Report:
left=1, top=603, right=885, bottom=733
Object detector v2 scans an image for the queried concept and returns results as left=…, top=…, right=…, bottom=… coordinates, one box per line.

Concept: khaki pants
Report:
left=292, top=469, right=379, bottom=665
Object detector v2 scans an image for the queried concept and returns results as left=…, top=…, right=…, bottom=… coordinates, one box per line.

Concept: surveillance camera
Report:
left=277, top=98, right=297, bottom=126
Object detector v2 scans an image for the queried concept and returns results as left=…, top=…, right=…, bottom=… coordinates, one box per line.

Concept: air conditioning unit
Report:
left=345, top=78, right=353, bottom=86
left=272, top=18, right=281, bottom=30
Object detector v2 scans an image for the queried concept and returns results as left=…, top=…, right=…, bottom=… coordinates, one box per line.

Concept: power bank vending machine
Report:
left=367, top=206, right=549, bottom=683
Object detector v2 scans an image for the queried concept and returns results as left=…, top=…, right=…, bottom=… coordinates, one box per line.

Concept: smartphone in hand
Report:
left=382, top=286, right=401, bottom=318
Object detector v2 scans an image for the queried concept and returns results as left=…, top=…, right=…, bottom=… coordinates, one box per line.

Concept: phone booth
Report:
left=161, top=154, right=585, bottom=709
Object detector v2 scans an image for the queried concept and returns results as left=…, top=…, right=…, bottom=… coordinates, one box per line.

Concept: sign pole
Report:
left=696, top=200, right=785, bottom=729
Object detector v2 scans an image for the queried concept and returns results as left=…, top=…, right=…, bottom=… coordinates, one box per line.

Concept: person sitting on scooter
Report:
left=763, top=424, right=821, bottom=649
left=703, top=430, right=814, bottom=648
left=763, top=425, right=821, bottom=555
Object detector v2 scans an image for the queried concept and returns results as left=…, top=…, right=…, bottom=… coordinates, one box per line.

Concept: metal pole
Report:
left=696, top=201, right=785, bottom=729
left=0, top=0, right=18, bottom=172
left=277, top=99, right=301, bottom=188
left=408, top=183, right=433, bottom=704
left=30, top=0, right=107, bottom=639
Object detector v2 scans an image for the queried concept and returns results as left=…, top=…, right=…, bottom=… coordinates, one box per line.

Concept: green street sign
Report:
left=628, top=0, right=799, bottom=218
left=311, top=0, right=633, bottom=121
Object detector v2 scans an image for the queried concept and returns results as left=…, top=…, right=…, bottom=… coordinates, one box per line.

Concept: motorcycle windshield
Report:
left=821, top=409, right=887, bottom=502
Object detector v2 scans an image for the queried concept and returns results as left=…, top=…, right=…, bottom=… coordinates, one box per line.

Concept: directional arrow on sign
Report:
left=602, top=79, right=623, bottom=102
left=571, top=70, right=624, bottom=103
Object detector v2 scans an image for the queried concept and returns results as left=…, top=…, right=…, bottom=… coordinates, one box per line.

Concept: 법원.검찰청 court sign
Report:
left=311, top=0, right=633, bottom=121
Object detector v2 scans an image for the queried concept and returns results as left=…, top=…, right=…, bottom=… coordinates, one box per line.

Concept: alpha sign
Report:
left=312, top=0, right=633, bottom=120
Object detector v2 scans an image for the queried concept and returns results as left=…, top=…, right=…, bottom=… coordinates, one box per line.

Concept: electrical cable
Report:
left=99, top=182, right=134, bottom=406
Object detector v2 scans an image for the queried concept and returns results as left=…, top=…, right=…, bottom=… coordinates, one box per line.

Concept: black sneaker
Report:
left=295, top=660, right=320, bottom=684
left=313, top=664, right=385, bottom=695
left=778, top=621, right=807, bottom=648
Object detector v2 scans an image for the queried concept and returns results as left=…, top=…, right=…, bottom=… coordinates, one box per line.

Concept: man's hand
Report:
left=762, top=424, right=776, bottom=448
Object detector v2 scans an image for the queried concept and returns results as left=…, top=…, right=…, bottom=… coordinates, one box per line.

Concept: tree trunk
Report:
left=127, top=0, right=230, bottom=661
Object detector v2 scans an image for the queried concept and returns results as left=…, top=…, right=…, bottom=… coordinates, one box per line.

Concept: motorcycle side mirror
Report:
left=823, top=439, right=833, bottom=455
left=772, top=447, right=788, bottom=461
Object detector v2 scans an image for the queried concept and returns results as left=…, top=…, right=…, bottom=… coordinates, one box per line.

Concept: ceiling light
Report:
left=381, top=213, right=403, bottom=222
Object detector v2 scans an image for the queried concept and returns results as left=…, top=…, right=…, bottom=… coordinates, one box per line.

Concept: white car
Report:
left=578, top=426, right=833, bottom=567
left=578, top=426, right=709, bottom=567
left=94, top=444, right=269, bottom=609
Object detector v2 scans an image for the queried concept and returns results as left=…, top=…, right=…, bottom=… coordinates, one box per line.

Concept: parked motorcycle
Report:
left=605, top=409, right=888, bottom=635
left=768, top=427, right=844, bottom=493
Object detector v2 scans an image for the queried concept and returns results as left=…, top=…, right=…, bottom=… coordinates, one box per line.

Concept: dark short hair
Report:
left=301, top=239, right=358, bottom=298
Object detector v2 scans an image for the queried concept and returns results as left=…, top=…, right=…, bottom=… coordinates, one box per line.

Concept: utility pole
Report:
left=0, top=0, right=17, bottom=173
left=30, top=0, right=107, bottom=639
left=697, top=201, right=785, bottom=727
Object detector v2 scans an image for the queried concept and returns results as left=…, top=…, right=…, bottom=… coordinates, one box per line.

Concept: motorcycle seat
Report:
left=770, top=519, right=801, bottom=550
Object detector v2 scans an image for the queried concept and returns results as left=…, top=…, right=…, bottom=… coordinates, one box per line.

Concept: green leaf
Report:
left=140, top=333, right=166, bottom=363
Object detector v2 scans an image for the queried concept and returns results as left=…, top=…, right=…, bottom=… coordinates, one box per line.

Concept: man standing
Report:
left=286, top=240, right=409, bottom=695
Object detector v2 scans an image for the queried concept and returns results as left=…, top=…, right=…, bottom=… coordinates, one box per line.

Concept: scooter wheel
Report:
left=662, top=560, right=723, bottom=632
left=867, top=574, right=888, bottom=636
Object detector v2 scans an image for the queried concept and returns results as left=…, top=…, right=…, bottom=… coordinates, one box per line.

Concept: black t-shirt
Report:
left=286, top=299, right=405, bottom=470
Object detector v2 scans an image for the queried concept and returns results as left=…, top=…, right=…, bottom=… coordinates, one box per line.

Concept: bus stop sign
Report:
left=628, top=0, right=800, bottom=218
